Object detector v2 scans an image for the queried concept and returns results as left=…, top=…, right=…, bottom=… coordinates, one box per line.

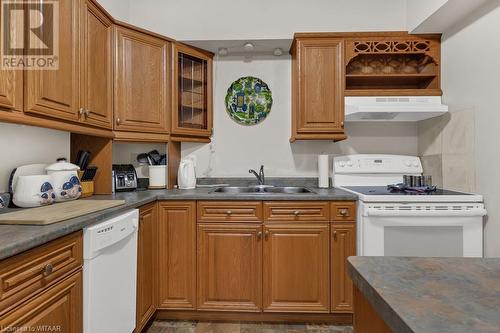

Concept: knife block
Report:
left=78, top=171, right=95, bottom=198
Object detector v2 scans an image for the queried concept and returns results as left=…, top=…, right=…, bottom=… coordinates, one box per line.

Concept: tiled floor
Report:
left=147, top=321, right=353, bottom=333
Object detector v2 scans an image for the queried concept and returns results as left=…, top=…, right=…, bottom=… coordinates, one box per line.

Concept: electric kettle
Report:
left=177, top=156, right=196, bottom=189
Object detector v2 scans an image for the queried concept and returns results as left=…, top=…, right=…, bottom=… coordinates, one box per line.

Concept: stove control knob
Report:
left=404, top=160, right=412, bottom=167
left=339, top=161, right=346, bottom=167
left=412, top=161, right=420, bottom=167
left=347, top=161, right=353, bottom=167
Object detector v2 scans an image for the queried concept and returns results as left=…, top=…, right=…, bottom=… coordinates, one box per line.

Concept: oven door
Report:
left=360, top=203, right=486, bottom=257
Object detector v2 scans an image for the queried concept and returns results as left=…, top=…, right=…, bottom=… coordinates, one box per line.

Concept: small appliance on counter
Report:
left=112, top=164, right=138, bottom=192
left=177, top=156, right=196, bottom=189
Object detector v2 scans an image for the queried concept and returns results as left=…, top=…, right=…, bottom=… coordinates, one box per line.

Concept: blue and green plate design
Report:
left=225, top=76, right=273, bottom=125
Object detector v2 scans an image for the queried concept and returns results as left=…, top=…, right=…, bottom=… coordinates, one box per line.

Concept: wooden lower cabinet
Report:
left=158, top=201, right=196, bottom=309
left=136, top=203, right=158, bottom=332
left=0, top=271, right=82, bottom=333
left=197, top=224, right=263, bottom=312
left=331, top=223, right=356, bottom=313
left=263, top=223, right=330, bottom=313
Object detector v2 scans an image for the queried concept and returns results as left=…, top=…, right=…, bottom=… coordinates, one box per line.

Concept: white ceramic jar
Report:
left=13, top=175, right=56, bottom=208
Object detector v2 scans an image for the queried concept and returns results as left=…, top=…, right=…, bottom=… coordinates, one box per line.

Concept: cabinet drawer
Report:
left=264, top=202, right=330, bottom=222
left=0, top=232, right=83, bottom=316
left=331, top=202, right=356, bottom=221
left=197, top=201, right=263, bottom=222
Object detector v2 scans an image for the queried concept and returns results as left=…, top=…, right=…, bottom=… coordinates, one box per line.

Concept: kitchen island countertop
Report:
left=0, top=186, right=356, bottom=260
left=348, top=256, right=500, bottom=333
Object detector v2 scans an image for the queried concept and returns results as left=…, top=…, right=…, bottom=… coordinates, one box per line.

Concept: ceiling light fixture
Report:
left=218, top=48, right=228, bottom=56
left=243, top=42, right=255, bottom=52
left=273, top=48, right=283, bottom=56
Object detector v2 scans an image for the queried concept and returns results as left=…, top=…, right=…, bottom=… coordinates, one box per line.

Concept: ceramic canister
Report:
left=13, top=175, right=56, bottom=208
left=51, top=171, right=82, bottom=202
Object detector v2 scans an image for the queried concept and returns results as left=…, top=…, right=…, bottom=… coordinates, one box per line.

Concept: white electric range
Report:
left=333, top=154, right=486, bottom=258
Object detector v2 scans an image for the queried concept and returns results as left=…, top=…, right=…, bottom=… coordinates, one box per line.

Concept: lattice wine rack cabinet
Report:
left=344, top=34, right=441, bottom=96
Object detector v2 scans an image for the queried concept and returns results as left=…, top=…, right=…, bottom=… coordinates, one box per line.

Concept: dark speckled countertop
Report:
left=348, top=256, right=500, bottom=333
left=0, top=185, right=356, bottom=260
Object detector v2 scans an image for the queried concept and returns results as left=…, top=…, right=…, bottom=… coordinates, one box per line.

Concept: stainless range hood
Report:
left=345, top=96, right=448, bottom=122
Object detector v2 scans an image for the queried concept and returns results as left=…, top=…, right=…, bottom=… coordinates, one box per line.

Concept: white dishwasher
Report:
left=83, top=209, right=139, bottom=333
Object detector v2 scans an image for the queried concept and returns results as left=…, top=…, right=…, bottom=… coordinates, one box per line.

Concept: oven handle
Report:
left=365, top=208, right=487, bottom=217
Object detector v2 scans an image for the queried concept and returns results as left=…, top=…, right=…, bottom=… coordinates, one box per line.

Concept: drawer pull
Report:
left=293, top=210, right=300, bottom=216
left=339, top=209, right=349, bottom=216
left=264, top=230, right=270, bottom=239
left=44, top=264, right=54, bottom=276
left=116, top=118, right=121, bottom=125
left=226, top=210, right=233, bottom=216
left=257, top=231, right=263, bottom=240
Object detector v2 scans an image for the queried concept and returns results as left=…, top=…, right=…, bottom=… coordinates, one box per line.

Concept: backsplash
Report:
left=181, top=55, right=419, bottom=177
left=0, top=124, right=70, bottom=193
left=418, top=108, right=476, bottom=192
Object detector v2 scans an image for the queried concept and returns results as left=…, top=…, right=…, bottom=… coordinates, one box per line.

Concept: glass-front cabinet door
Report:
left=172, top=43, right=213, bottom=139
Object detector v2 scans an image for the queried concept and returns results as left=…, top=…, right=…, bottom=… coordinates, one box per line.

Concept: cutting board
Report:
left=0, top=200, right=126, bottom=225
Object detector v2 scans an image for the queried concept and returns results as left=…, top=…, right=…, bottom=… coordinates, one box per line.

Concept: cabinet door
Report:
left=172, top=43, right=213, bottom=138
left=331, top=223, right=356, bottom=313
left=0, top=0, right=22, bottom=111
left=24, top=0, right=80, bottom=122
left=197, top=224, right=262, bottom=312
left=295, top=38, right=344, bottom=135
left=157, top=201, right=196, bottom=309
left=114, top=26, right=169, bottom=133
left=136, top=203, right=158, bottom=332
left=0, top=271, right=82, bottom=333
left=79, top=0, right=113, bottom=129
left=263, top=223, right=330, bottom=313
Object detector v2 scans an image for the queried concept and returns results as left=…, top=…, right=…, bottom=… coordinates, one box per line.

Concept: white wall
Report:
left=182, top=55, right=418, bottom=178
left=406, top=0, right=448, bottom=32
left=129, top=0, right=406, bottom=41
left=96, top=0, right=130, bottom=22
left=440, top=3, right=500, bottom=257
left=0, top=124, right=70, bottom=193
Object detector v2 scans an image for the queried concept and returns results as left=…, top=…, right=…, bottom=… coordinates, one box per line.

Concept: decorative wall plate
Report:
left=225, top=76, right=273, bottom=125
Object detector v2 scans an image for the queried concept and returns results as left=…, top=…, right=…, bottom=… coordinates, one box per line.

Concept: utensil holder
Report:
left=78, top=171, right=95, bottom=198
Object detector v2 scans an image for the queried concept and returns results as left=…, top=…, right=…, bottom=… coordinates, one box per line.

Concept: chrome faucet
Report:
left=249, top=165, right=265, bottom=185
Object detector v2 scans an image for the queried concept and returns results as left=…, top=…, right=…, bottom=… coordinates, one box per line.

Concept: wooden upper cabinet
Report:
left=157, top=201, right=196, bottom=310
left=172, top=43, right=213, bottom=138
left=263, top=223, right=330, bottom=313
left=79, top=0, right=113, bottom=129
left=136, top=203, right=158, bottom=332
left=291, top=38, right=345, bottom=142
left=331, top=223, right=356, bottom=313
left=24, top=0, right=80, bottom=122
left=114, top=26, right=169, bottom=133
left=197, top=223, right=263, bottom=312
left=0, top=0, right=22, bottom=112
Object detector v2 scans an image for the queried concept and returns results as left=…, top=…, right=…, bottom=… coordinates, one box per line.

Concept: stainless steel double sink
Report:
left=211, top=186, right=315, bottom=194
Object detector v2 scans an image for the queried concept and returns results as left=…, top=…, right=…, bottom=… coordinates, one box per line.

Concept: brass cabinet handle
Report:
left=85, top=109, right=90, bottom=117
left=79, top=107, right=85, bottom=116
left=264, top=230, right=270, bottom=239
left=293, top=210, right=300, bottom=216
left=257, top=231, right=263, bottom=240
left=341, top=121, right=345, bottom=128
left=339, top=209, right=349, bottom=216
left=116, top=118, right=121, bottom=125
left=44, top=263, right=54, bottom=276
left=333, top=230, right=337, bottom=240
left=226, top=210, right=232, bottom=216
